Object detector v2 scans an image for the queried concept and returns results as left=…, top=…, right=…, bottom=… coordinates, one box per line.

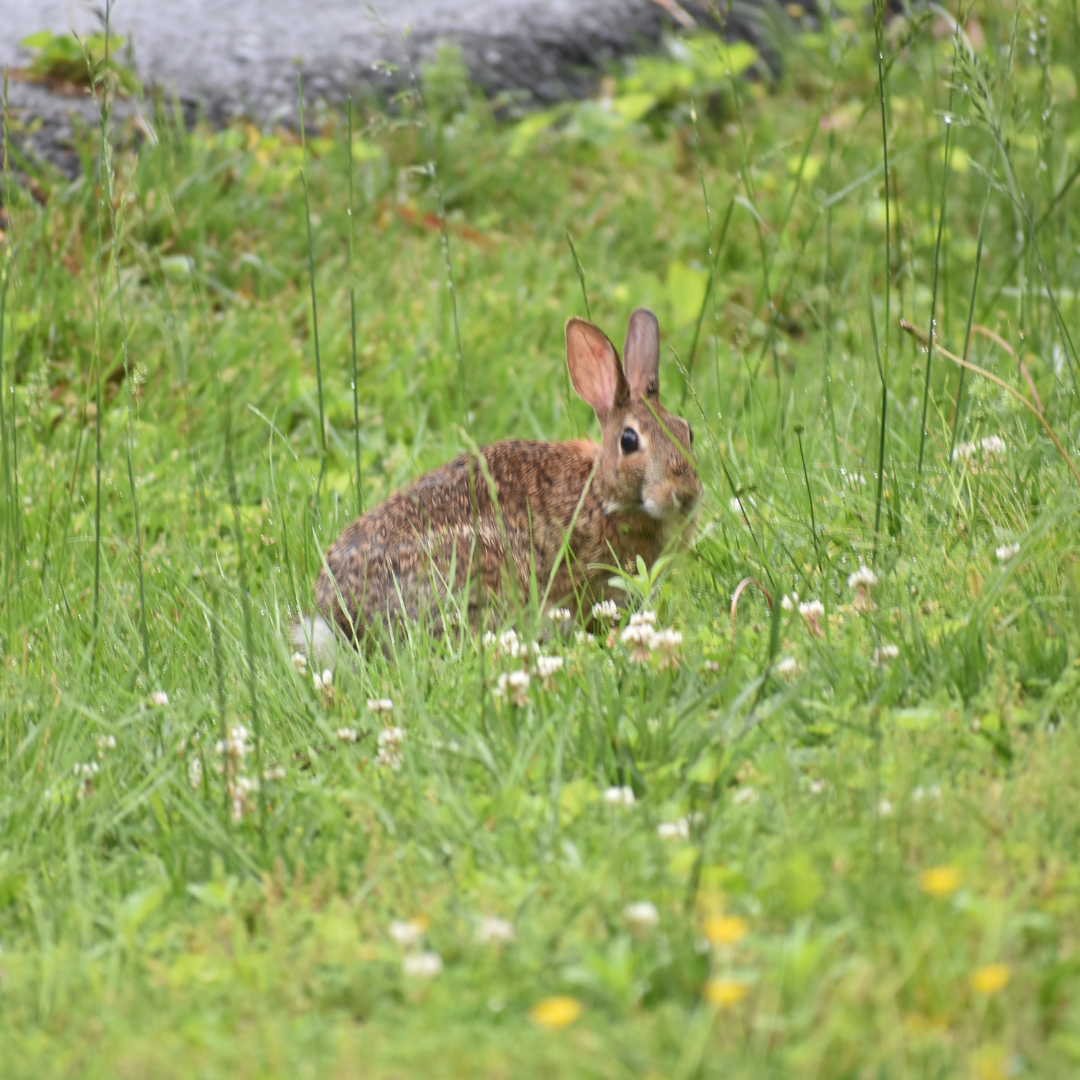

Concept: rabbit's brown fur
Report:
left=315, top=309, right=702, bottom=640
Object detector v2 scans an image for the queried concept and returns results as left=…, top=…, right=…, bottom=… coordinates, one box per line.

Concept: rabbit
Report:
left=305, top=308, right=702, bottom=647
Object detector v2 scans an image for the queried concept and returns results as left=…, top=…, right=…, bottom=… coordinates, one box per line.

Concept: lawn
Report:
left=2, top=2, right=1080, bottom=1076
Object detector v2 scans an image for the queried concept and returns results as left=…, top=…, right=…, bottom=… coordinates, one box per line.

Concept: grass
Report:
left=2, top=3, right=1080, bottom=1076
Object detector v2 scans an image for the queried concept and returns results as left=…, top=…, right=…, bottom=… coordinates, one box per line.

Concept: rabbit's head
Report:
left=566, top=309, right=703, bottom=534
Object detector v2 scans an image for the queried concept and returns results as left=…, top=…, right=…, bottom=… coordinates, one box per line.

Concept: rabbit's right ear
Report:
left=566, top=317, right=628, bottom=422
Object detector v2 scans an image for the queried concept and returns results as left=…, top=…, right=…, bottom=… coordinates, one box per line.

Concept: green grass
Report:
left=2, top=3, right=1080, bottom=1076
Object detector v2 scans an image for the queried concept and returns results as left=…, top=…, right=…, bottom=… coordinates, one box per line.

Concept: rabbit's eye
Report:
left=620, top=428, right=640, bottom=454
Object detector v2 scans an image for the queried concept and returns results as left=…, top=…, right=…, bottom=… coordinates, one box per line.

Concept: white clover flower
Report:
left=216, top=724, right=251, bottom=762
left=872, top=644, right=899, bottom=667
left=336, top=727, right=359, bottom=743
left=149, top=690, right=169, bottom=707
left=389, top=919, right=425, bottom=947
left=657, top=818, right=690, bottom=840
left=629, top=611, right=657, bottom=628
left=591, top=599, right=620, bottom=622
left=494, top=670, right=531, bottom=707
left=312, top=672, right=325, bottom=691
left=780, top=592, right=796, bottom=612
left=623, top=901, right=659, bottom=933
left=877, top=798, right=894, bottom=817
left=376, top=727, right=405, bottom=769
left=912, top=784, right=942, bottom=802
left=995, top=542, right=1020, bottom=562
left=798, top=600, right=825, bottom=637
left=96, top=734, right=117, bottom=752
left=649, top=627, right=683, bottom=670
left=980, top=435, right=1007, bottom=457
left=188, top=756, right=203, bottom=790
left=476, top=916, right=516, bottom=945
left=776, top=656, right=800, bottom=678
left=367, top=698, right=394, bottom=713
left=621, top=623, right=655, bottom=663
left=548, top=608, right=572, bottom=622
left=809, top=778, right=826, bottom=795
left=953, top=441, right=977, bottom=461
left=703, top=660, right=720, bottom=674
left=848, top=566, right=878, bottom=612
left=482, top=631, right=497, bottom=648
left=533, top=655, right=564, bottom=686
left=844, top=471, right=867, bottom=487
left=230, top=775, right=258, bottom=822
left=291, top=651, right=308, bottom=674
left=74, top=761, right=100, bottom=778
left=498, top=629, right=524, bottom=659
left=603, top=785, right=636, bottom=808
left=263, top=764, right=286, bottom=781
left=403, top=951, right=443, bottom=979
left=575, top=631, right=595, bottom=645
left=732, top=786, right=759, bottom=806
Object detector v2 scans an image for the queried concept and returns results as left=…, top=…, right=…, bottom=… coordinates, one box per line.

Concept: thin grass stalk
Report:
left=0, top=70, right=11, bottom=565
left=950, top=4, right=1019, bottom=455
left=404, top=53, right=465, bottom=409
left=682, top=196, right=734, bottom=403
left=794, top=425, right=820, bottom=564
left=96, top=6, right=151, bottom=684
left=83, top=35, right=109, bottom=681
left=298, top=75, right=328, bottom=500
left=688, top=99, right=716, bottom=390
left=223, top=395, right=267, bottom=846
left=564, top=230, right=591, bottom=321
left=918, top=18, right=964, bottom=480
left=0, top=270, right=8, bottom=566
left=873, top=0, right=891, bottom=391
left=868, top=294, right=887, bottom=558
left=347, top=96, right=363, bottom=518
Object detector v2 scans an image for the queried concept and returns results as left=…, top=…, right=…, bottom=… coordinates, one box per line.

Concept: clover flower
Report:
left=591, top=599, right=620, bottom=622
left=775, top=656, right=800, bottom=678
left=376, top=727, right=405, bottom=769
left=533, top=654, right=564, bottom=687
left=367, top=697, right=393, bottom=713
left=649, top=627, right=683, bottom=670
left=291, top=651, right=308, bottom=674
left=548, top=607, right=571, bottom=622
left=798, top=599, right=825, bottom=637
left=336, top=727, right=360, bottom=743
left=872, top=643, right=899, bottom=667
left=603, top=785, right=635, bottom=808
left=403, top=951, right=443, bottom=979
left=848, top=566, right=878, bottom=612
left=623, top=901, right=659, bottom=933
left=494, top=670, right=531, bottom=707
left=995, top=542, right=1020, bottom=562
left=620, top=623, right=654, bottom=663
left=149, top=690, right=169, bottom=707
left=188, top=757, right=203, bottom=790
left=389, top=919, right=426, bottom=947
left=476, top=916, right=516, bottom=945
left=657, top=818, right=690, bottom=840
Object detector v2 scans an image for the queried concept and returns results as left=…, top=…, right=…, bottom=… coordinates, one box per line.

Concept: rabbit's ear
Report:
left=623, top=308, right=660, bottom=401
left=566, top=317, right=628, bottom=421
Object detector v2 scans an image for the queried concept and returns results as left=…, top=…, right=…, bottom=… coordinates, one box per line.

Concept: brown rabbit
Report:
left=310, top=308, right=702, bottom=644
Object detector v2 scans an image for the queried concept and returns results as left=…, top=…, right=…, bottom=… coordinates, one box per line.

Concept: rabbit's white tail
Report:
left=290, top=613, right=338, bottom=672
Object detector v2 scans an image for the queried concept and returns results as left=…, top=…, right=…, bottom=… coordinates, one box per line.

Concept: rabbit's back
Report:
left=316, top=439, right=633, bottom=637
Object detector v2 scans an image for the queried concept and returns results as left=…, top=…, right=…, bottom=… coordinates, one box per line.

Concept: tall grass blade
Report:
left=347, top=96, right=363, bottom=518
left=298, top=75, right=328, bottom=497
left=564, top=230, right=591, bottom=322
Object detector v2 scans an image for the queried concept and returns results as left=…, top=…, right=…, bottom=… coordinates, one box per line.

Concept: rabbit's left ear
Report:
left=623, top=308, right=660, bottom=400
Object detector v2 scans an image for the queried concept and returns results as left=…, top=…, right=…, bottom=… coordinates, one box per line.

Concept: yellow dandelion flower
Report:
left=529, top=995, right=583, bottom=1030
left=703, top=978, right=748, bottom=1007
left=971, top=963, right=1011, bottom=995
left=919, top=865, right=961, bottom=897
left=704, top=915, right=750, bottom=946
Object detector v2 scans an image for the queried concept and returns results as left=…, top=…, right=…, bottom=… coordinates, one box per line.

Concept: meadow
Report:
left=1, top=2, right=1079, bottom=1076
